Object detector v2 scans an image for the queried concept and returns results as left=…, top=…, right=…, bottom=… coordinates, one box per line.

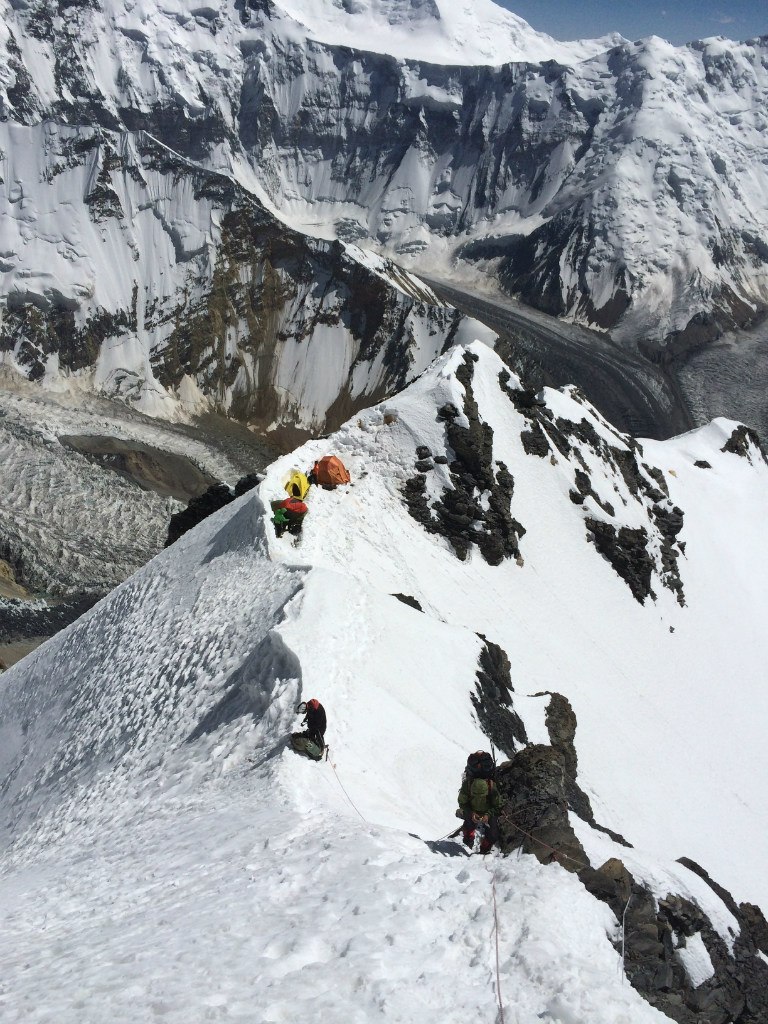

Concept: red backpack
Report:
left=280, top=497, right=308, bottom=518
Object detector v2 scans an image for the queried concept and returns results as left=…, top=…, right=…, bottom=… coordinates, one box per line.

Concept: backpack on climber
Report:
left=271, top=497, right=308, bottom=538
left=456, top=750, right=503, bottom=854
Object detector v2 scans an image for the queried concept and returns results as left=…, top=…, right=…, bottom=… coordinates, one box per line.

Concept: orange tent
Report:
left=312, top=455, right=350, bottom=488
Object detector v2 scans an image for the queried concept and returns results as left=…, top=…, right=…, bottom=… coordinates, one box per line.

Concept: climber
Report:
left=271, top=496, right=308, bottom=538
left=456, top=750, right=502, bottom=854
left=298, top=698, right=326, bottom=747
left=290, top=699, right=327, bottom=761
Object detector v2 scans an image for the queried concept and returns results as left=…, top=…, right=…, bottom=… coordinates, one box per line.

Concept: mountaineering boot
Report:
left=479, top=837, right=493, bottom=855
left=463, top=830, right=475, bottom=849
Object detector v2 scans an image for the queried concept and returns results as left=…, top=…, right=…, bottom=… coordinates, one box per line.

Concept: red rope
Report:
left=499, top=810, right=591, bottom=872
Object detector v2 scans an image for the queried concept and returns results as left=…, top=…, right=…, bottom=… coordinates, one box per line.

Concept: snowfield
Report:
left=1, top=343, right=767, bottom=1021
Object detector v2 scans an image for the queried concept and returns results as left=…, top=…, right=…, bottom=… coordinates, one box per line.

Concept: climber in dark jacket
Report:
left=456, top=751, right=503, bottom=854
left=297, top=698, right=326, bottom=747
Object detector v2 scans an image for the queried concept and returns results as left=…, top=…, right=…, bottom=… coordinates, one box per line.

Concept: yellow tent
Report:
left=284, top=469, right=310, bottom=500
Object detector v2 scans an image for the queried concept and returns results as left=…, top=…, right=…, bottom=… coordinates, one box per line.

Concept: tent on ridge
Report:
left=312, top=455, right=350, bottom=488
left=284, top=469, right=310, bottom=500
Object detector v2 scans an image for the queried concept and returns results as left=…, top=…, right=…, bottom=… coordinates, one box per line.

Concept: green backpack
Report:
left=291, top=733, right=325, bottom=761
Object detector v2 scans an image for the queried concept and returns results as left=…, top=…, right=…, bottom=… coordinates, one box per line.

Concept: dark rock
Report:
left=580, top=857, right=633, bottom=915
left=436, top=403, right=460, bottom=422
left=543, top=692, right=631, bottom=845
left=721, top=425, right=768, bottom=464
left=520, top=421, right=550, bottom=457
left=401, top=474, right=435, bottom=532
left=433, top=455, right=449, bottom=465
left=695, top=459, right=712, bottom=469
left=652, top=504, right=686, bottom=606
left=392, top=593, right=423, bottom=612
left=585, top=518, right=655, bottom=604
left=642, top=463, right=670, bottom=498
left=234, top=473, right=262, bottom=496
left=496, top=745, right=589, bottom=873
left=415, top=459, right=434, bottom=472
left=416, top=445, right=432, bottom=460
left=471, top=639, right=527, bottom=758
left=166, top=483, right=235, bottom=546
left=741, top=903, right=768, bottom=955
left=574, top=468, right=591, bottom=497
left=403, top=354, right=525, bottom=566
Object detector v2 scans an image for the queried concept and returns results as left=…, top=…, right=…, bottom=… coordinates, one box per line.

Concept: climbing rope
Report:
left=327, top=752, right=368, bottom=823
left=498, top=810, right=591, bottom=872
left=486, top=862, right=506, bottom=1024
left=620, top=892, right=633, bottom=981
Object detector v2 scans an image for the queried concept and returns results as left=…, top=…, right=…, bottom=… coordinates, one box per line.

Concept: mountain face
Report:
left=2, top=0, right=766, bottom=432
left=0, top=116, right=467, bottom=433
left=1, top=343, right=767, bottom=1022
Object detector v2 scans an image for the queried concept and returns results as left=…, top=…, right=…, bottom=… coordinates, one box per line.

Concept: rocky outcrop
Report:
left=471, top=639, right=527, bottom=759
left=721, top=426, right=768, bottom=466
left=579, top=862, right=768, bottom=1024
left=486, top=684, right=768, bottom=1022
left=500, top=369, right=687, bottom=605
left=402, top=353, right=526, bottom=565
left=496, top=744, right=588, bottom=871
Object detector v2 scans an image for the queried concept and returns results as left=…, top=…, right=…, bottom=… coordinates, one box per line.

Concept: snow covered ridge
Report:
left=267, top=0, right=625, bottom=65
left=5, top=342, right=767, bottom=1021
left=0, top=120, right=471, bottom=429
left=1, top=0, right=767, bottom=405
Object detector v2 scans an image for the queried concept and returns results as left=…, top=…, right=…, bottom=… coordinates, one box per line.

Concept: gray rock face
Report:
left=0, top=122, right=464, bottom=434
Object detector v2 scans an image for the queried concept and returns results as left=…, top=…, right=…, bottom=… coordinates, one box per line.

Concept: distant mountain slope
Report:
left=0, top=120, right=469, bottom=431
left=1, top=0, right=766, bottom=429
left=268, top=0, right=624, bottom=65
left=1, top=343, right=766, bottom=1021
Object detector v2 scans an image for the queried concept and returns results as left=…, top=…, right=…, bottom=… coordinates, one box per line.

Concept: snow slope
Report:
left=1, top=342, right=766, bottom=1020
left=260, top=343, right=768, bottom=910
left=0, top=471, right=664, bottom=1024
